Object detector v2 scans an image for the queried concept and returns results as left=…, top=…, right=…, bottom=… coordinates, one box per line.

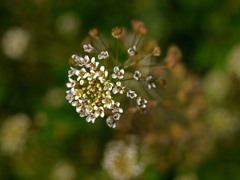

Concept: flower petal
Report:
left=113, top=66, right=119, bottom=72
left=112, top=74, right=117, bottom=79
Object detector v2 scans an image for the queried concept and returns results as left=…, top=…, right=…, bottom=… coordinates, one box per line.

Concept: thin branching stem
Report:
left=116, top=39, right=119, bottom=63
left=137, top=64, right=166, bottom=68
left=123, top=54, right=152, bottom=69
left=98, top=36, right=109, bottom=50
left=135, top=35, right=142, bottom=48
left=131, top=32, right=138, bottom=47
left=119, top=77, right=134, bottom=82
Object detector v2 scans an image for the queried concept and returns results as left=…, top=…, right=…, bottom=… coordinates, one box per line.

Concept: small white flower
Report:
left=113, top=113, right=121, bottom=120
left=146, top=76, right=156, bottom=89
left=86, top=113, right=96, bottom=123
left=66, top=89, right=75, bottom=103
left=72, top=54, right=82, bottom=66
left=71, top=54, right=80, bottom=61
left=79, top=109, right=87, bottom=117
left=104, top=81, right=114, bottom=91
left=68, top=67, right=77, bottom=77
left=133, top=71, right=141, bottom=81
left=79, top=55, right=90, bottom=67
left=98, top=51, right=109, bottom=60
left=83, top=44, right=94, bottom=53
left=136, top=97, right=147, bottom=109
left=86, top=57, right=99, bottom=71
left=72, top=99, right=84, bottom=112
left=73, top=89, right=83, bottom=100
left=87, top=70, right=98, bottom=81
left=112, top=102, right=123, bottom=114
left=128, top=46, right=137, bottom=56
left=76, top=68, right=89, bottom=81
left=97, top=66, right=108, bottom=80
left=127, top=89, right=137, bottom=99
left=94, top=106, right=105, bottom=118
left=85, top=105, right=94, bottom=114
left=102, top=95, right=114, bottom=109
left=111, top=27, right=122, bottom=39
left=66, top=78, right=77, bottom=89
left=112, top=66, right=124, bottom=79
left=106, top=116, right=116, bottom=128
left=112, top=81, right=125, bottom=94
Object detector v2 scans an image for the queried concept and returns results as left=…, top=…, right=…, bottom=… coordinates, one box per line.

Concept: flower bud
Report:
left=153, top=46, right=161, bottom=56
left=88, top=28, right=99, bottom=38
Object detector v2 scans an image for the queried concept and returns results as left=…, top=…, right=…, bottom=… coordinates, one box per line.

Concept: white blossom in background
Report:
left=44, top=87, right=65, bottom=108
left=51, top=161, right=76, bottom=180
left=146, top=76, right=156, bottom=89
left=228, top=44, right=240, bottom=80
left=102, top=138, right=146, bottom=180
left=203, top=70, right=230, bottom=102
left=1, top=27, right=30, bottom=59
left=206, top=108, right=239, bottom=136
left=55, top=11, right=80, bottom=37
left=0, top=113, right=30, bottom=155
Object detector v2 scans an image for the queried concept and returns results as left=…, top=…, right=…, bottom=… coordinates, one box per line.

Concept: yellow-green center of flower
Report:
left=106, top=83, right=112, bottom=89
left=75, top=89, right=83, bottom=97
left=105, top=98, right=112, bottom=104
left=116, top=71, right=122, bottom=76
left=86, top=105, right=93, bottom=112
left=99, top=71, right=105, bottom=77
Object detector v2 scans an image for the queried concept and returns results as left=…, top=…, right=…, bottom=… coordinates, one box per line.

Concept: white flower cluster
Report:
left=66, top=22, right=164, bottom=127
left=102, top=139, right=146, bottom=180
left=66, top=53, right=125, bottom=128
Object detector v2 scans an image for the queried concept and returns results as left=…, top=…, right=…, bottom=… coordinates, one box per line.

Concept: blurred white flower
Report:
left=55, top=11, right=80, bottom=37
left=203, top=70, right=230, bottom=102
left=0, top=113, right=30, bottom=155
left=45, top=87, right=65, bottom=108
left=33, top=112, right=48, bottom=127
left=228, top=44, right=240, bottom=80
left=102, top=139, right=146, bottom=180
left=146, top=76, right=156, bottom=89
left=206, top=108, right=239, bottom=136
left=51, top=161, right=76, bottom=180
left=1, top=27, right=30, bottom=59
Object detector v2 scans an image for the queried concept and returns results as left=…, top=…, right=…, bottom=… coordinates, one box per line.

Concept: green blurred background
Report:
left=1, top=0, right=240, bottom=179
